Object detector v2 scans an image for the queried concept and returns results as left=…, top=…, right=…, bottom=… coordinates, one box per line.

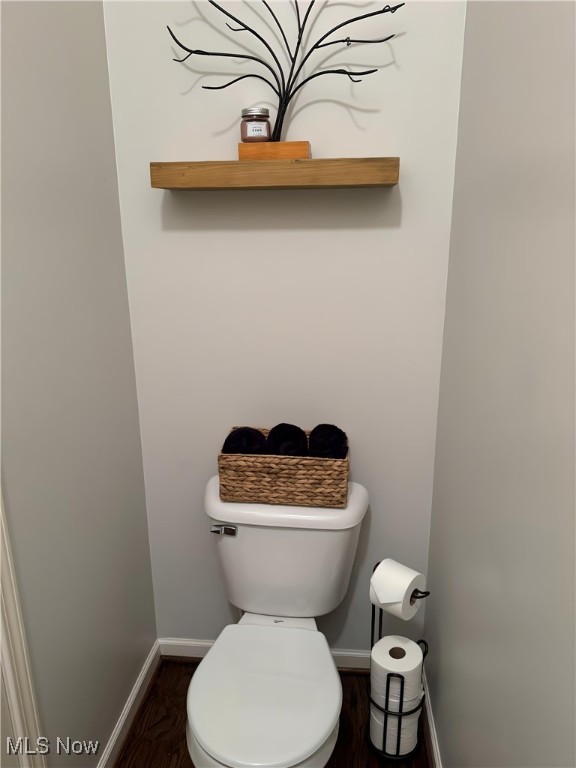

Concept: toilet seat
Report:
left=187, top=623, right=342, bottom=768
left=186, top=720, right=339, bottom=768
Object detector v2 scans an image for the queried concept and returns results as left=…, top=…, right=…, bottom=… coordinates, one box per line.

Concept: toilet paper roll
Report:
left=369, top=704, right=420, bottom=756
left=370, top=706, right=420, bottom=756
left=371, top=635, right=424, bottom=702
left=372, top=687, right=424, bottom=714
left=369, top=559, right=426, bottom=621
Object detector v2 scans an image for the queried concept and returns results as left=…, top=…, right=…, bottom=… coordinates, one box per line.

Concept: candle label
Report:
left=246, top=122, right=269, bottom=138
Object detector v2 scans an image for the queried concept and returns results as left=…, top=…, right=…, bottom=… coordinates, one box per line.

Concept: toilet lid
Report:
left=187, top=624, right=342, bottom=768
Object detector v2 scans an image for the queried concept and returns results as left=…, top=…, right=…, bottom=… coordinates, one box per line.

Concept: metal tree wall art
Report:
left=168, top=1, right=404, bottom=142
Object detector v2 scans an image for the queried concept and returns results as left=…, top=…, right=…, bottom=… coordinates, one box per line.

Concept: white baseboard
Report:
left=423, top=669, right=443, bottom=768
left=97, top=640, right=160, bottom=768
left=158, top=637, right=371, bottom=670
left=331, top=649, right=370, bottom=669
left=158, top=637, right=214, bottom=658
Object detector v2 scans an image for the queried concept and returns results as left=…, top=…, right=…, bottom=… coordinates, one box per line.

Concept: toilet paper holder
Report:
left=370, top=562, right=430, bottom=646
left=369, top=561, right=429, bottom=761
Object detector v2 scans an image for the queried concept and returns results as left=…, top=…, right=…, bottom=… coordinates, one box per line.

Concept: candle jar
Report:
left=241, top=107, right=271, bottom=143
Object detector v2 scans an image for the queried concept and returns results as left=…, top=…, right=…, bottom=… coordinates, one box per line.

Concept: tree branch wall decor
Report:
left=167, top=1, right=405, bottom=142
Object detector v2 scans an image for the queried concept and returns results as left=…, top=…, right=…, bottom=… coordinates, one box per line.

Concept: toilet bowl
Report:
left=187, top=477, right=369, bottom=768
left=187, top=619, right=341, bottom=768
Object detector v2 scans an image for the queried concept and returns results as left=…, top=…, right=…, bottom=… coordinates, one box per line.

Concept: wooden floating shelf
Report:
left=150, top=157, right=399, bottom=191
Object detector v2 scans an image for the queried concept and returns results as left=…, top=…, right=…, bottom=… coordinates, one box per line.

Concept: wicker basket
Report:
left=218, top=428, right=349, bottom=508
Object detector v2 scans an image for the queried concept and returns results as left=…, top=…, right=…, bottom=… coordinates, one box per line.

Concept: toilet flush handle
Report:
left=210, top=525, right=238, bottom=537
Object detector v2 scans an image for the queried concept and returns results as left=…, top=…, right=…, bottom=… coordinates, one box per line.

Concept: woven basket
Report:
left=218, top=428, right=349, bottom=508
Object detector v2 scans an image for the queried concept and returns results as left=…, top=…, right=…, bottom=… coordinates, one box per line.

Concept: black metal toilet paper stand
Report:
left=369, top=562, right=429, bottom=761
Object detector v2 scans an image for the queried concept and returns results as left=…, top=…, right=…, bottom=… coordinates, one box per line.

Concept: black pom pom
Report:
left=266, top=423, right=308, bottom=457
left=308, top=424, right=348, bottom=459
left=222, top=427, right=267, bottom=454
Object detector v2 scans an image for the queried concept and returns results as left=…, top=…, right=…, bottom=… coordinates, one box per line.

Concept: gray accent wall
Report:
left=1, top=2, right=157, bottom=764
left=425, top=3, right=575, bottom=767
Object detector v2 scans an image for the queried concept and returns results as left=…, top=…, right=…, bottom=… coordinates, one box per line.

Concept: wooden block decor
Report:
left=238, top=141, right=312, bottom=161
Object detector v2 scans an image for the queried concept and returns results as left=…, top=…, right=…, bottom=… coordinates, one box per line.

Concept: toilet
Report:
left=186, top=476, right=369, bottom=768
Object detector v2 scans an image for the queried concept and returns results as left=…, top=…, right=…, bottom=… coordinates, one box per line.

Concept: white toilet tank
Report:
left=204, top=476, right=369, bottom=617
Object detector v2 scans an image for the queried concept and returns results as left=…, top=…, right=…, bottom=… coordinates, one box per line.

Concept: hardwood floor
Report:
left=115, top=658, right=431, bottom=768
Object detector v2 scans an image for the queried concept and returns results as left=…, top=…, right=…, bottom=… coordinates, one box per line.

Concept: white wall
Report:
left=104, top=0, right=466, bottom=648
left=1, top=2, right=157, bottom=764
left=425, top=2, right=575, bottom=766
